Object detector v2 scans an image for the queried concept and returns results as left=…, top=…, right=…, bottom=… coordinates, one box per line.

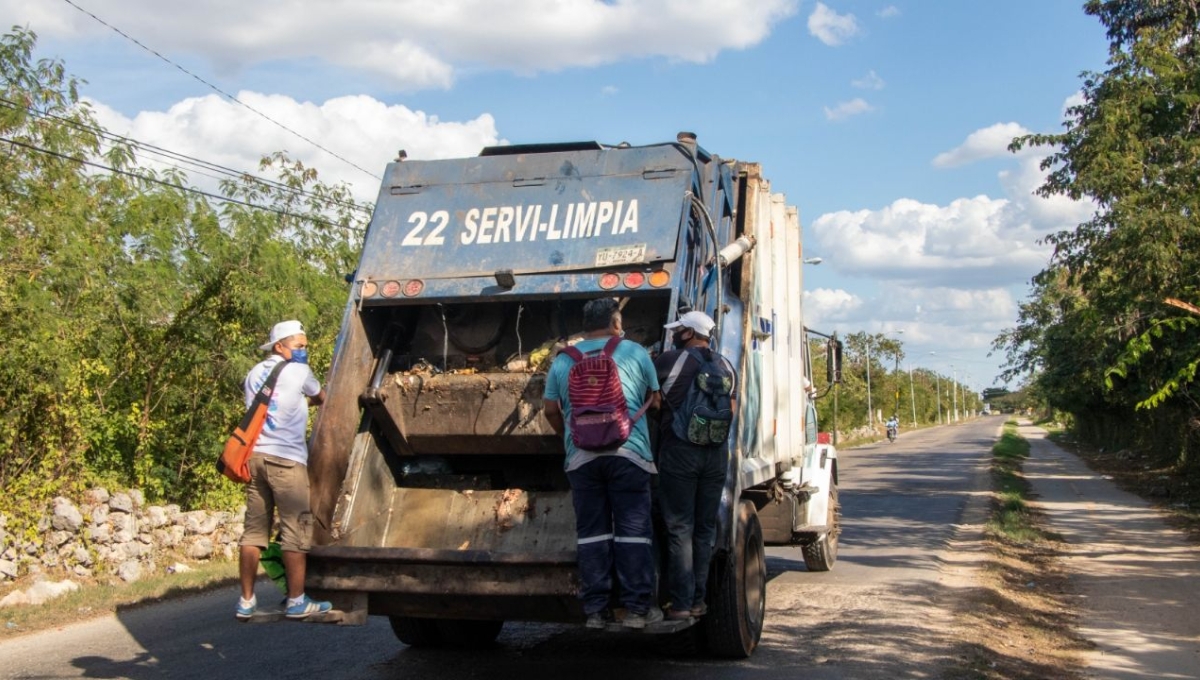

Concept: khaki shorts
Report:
left=240, top=454, right=314, bottom=553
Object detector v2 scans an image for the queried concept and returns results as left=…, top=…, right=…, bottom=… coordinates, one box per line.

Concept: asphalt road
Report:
left=0, top=417, right=1002, bottom=680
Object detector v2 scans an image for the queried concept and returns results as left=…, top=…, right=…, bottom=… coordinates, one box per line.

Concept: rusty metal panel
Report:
left=306, top=546, right=580, bottom=618
left=308, top=560, right=577, bottom=597
left=330, top=431, right=398, bottom=547
left=373, top=372, right=561, bottom=455
left=308, top=305, right=376, bottom=544
left=382, top=488, right=576, bottom=552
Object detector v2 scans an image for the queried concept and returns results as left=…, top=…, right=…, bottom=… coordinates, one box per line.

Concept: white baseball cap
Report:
left=664, top=310, right=716, bottom=336
left=259, top=320, right=306, bottom=351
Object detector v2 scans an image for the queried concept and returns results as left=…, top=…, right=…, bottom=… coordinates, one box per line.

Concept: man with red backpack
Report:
left=543, top=298, right=662, bottom=630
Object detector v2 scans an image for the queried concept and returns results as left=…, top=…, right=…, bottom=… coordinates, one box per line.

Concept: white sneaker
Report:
left=622, top=606, right=664, bottom=629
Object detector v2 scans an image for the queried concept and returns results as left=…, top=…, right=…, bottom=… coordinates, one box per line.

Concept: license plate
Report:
left=595, top=244, right=647, bottom=267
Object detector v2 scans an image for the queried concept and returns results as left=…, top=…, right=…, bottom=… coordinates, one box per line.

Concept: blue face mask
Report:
left=288, top=348, right=309, bottom=364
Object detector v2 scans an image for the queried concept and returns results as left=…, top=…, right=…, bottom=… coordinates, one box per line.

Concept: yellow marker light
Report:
left=648, top=270, right=670, bottom=288
left=360, top=281, right=378, bottom=298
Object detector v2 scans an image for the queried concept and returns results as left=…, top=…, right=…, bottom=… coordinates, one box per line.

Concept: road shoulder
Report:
left=1020, top=422, right=1200, bottom=679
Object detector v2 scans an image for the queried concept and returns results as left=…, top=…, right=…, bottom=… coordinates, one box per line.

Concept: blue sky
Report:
left=5, top=1, right=1111, bottom=394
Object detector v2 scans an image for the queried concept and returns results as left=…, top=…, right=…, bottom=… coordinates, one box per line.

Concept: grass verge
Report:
left=1, top=560, right=238, bottom=639
left=988, top=423, right=1040, bottom=543
left=953, top=420, right=1089, bottom=680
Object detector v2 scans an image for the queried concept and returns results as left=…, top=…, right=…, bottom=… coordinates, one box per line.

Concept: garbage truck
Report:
left=303, top=132, right=842, bottom=658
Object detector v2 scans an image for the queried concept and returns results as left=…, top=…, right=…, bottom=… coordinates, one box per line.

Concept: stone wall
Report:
left=0, top=488, right=244, bottom=585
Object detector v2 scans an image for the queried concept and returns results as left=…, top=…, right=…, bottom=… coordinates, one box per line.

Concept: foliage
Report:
left=0, top=28, right=369, bottom=529
left=807, top=333, right=976, bottom=437
left=997, top=0, right=1200, bottom=466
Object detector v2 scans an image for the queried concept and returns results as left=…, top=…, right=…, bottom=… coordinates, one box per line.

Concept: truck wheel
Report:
left=704, top=500, right=765, bottom=659
left=436, top=619, right=504, bottom=648
left=802, top=479, right=840, bottom=572
left=388, top=616, right=443, bottom=648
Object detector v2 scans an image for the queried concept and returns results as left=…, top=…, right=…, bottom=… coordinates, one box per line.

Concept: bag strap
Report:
left=560, top=335, right=623, bottom=364
left=255, top=359, right=290, bottom=401
left=660, top=350, right=691, bottom=396
left=630, top=398, right=651, bottom=424
left=601, top=335, right=623, bottom=357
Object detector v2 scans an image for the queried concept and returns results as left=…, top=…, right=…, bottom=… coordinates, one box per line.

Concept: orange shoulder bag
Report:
left=218, top=359, right=290, bottom=484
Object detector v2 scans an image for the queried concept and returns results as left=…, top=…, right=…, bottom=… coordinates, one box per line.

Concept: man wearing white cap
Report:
left=235, top=320, right=330, bottom=620
left=654, top=310, right=738, bottom=621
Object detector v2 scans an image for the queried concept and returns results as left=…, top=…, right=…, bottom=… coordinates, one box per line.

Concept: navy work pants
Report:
left=657, top=440, right=727, bottom=613
left=567, top=456, right=654, bottom=616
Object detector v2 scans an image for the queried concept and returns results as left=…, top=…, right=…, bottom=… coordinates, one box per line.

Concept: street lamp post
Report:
left=891, top=330, right=905, bottom=423
left=951, top=365, right=959, bottom=423
left=929, top=351, right=942, bottom=425
left=865, top=337, right=873, bottom=429
left=908, top=362, right=917, bottom=428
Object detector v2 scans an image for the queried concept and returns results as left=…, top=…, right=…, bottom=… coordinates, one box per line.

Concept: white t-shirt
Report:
left=244, top=356, right=321, bottom=465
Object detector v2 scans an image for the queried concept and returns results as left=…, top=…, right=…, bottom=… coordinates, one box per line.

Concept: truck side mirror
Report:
left=826, top=339, right=843, bottom=384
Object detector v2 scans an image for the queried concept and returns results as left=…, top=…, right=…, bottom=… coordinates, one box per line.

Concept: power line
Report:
left=1, top=135, right=367, bottom=234
left=0, top=96, right=371, bottom=216
left=59, top=0, right=383, bottom=182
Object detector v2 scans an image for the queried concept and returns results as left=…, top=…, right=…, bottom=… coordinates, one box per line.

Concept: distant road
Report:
left=0, top=418, right=1001, bottom=680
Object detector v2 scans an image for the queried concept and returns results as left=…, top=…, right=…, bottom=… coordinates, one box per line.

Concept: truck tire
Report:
left=704, top=500, right=765, bottom=659
left=388, top=617, right=504, bottom=648
left=802, top=479, right=840, bottom=572
left=388, top=616, right=442, bottom=648
left=436, top=619, right=504, bottom=648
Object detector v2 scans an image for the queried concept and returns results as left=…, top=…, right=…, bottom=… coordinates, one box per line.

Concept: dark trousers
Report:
left=567, top=456, right=654, bottom=615
left=657, top=440, right=727, bottom=612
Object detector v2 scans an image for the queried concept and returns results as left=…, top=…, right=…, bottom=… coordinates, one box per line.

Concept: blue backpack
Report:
left=664, top=347, right=734, bottom=447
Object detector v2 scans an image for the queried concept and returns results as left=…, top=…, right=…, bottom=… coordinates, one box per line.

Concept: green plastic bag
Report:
left=260, top=542, right=287, bottom=593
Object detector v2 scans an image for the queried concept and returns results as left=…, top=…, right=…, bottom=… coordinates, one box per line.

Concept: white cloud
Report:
left=877, top=6, right=901, bottom=19
left=806, top=132, right=1095, bottom=388
left=1062, top=90, right=1087, bottom=122
left=810, top=153, right=1093, bottom=290
left=808, top=2, right=860, bottom=46
left=931, top=122, right=1033, bottom=168
left=601, top=85, right=619, bottom=96
left=87, top=93, right=501, bottom=203
left=803, top=288, right=864, bottom=324
left=852, top=70, right=885, bottom=90
left=803, top=283, right=1017, bottom=386
left=7, top=0, right=799, bottom=90
left=824, top=98, right=873, bottom=121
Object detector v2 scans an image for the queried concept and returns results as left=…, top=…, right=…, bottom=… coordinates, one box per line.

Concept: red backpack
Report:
left=560, top=336, right=649, bottom=451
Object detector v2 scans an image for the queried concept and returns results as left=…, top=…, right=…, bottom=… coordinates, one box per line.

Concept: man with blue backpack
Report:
left=543, top=298, right=662, bottom=630
left=654, top=310, right=737, bottom=621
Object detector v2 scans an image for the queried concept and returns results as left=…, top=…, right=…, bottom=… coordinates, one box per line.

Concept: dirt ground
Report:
left=1054, top=435, right=1200, bottom=539
left=947, top=428, right=1200, bottom=680
left=951, top=511, right=1091, bottom=679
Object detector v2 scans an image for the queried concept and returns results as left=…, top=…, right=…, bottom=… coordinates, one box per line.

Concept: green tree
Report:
left=0, top=27, right=369, bottom=530
left=1000, top=1, right=1200, bottom=462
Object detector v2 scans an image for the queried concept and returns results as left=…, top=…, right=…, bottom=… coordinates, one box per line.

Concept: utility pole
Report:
left=865, top=337, right=873, bottom=429
left=951, top=365, right=959, bottom=422
left=908, top=363, right=917, bottom=428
